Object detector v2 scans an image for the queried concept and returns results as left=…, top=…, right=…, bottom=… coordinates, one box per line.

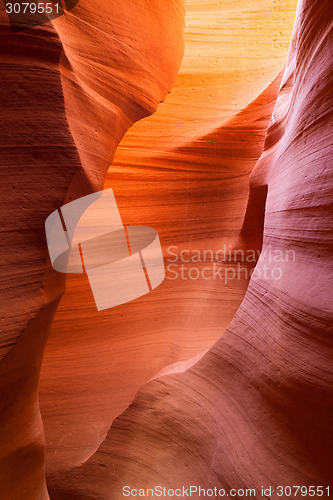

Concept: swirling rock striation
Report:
left=0, top=1, right=185, bottom=498
left=39, top=0, right=297, bottom=476
left=47, top=0, right=333, bottom=498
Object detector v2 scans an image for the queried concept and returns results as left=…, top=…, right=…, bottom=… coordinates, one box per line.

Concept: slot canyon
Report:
left=0, top=0, right=332, bottom=499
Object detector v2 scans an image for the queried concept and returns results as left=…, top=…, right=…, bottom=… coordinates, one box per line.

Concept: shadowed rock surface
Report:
left=1, top=1, right=184, bottom=498
left=39, top=0, right=297, bottom=477
left=46, top=0, right=333, bottom=498
left=1, top=0, right=332, bottom=499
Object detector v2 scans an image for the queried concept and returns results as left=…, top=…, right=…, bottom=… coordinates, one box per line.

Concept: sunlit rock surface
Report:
left=2, top=0, right=331, bottom=498
left=46, top=0, right=332, bottom=498
left=1, top=1, right=184, bottom=498
left=39, top=0, right=297, bottom=477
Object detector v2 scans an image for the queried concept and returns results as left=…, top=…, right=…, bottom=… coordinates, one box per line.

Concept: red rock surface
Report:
left=1, top=0, right=332, bottom=498
left=39, top=0, right=297, bottom=477
left=47, top=0, right=332, bottom=498
left=1, top=2, right=184, bottom=498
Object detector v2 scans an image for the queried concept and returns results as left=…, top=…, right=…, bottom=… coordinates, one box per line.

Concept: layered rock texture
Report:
left=1, top=0, right=332, bottom=499
left=1, top=2, right=184, bottom=498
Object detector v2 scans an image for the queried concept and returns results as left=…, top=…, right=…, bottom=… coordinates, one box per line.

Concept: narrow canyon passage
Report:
left=39, top=0, right=297, bottom=478
left=47, top=1, right=333, bottom=497
left=1, top=0, right=332, bottom=499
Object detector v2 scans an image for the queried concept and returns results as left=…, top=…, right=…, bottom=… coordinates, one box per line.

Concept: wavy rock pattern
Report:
left=0, top=18, right=79, bottom=500
left=1, top=0, right=331, bottom=498
left=1, top=2, right=184, bottom=498
left=39, top=0, right=297, bottom=478
left=46, top=0, right=333, bottom=498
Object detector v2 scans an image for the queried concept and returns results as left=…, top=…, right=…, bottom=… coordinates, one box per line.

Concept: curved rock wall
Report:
left=39, top=0, right=297, bottom=477
left=2, top=0, right=331, bottom=498
left=46, top=0, right=333, bottom=498
left=0, top=2, right=184, bottom=498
